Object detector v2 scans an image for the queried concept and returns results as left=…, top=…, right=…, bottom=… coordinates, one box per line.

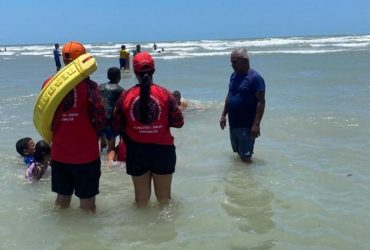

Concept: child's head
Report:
left=34, top=140, right=51, bottom=163
left=173, top=90, right=181, bottom=105
left=107, top=67, right=121, bottom=84
left=16, top=137, right=35, bottom=156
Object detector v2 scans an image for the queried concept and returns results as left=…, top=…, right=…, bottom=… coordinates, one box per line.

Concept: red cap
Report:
left=62, top=41, right=86, bottom=60
left=133, top=52, right=155, bottom=73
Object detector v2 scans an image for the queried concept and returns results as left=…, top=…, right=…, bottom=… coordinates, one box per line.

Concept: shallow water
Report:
left=1, top=36, right=370, bottom=249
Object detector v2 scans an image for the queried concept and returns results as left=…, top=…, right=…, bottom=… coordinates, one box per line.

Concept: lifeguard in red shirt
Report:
left=113, top=52, right=184, bottom=207
left=47, top=41, right=107, bottom=212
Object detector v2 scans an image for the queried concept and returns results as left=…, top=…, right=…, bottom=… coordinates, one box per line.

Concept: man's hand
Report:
left=250, top=124, right=260, bottom=138
left=220, top=116, right=227, bottom=130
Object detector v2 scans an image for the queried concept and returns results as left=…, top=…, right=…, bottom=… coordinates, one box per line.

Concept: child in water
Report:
left=16, top=137, right=36, bottom=166
left=99, top=67, right=125, bottom=161
left=173, top=90, right=188, bottom=110
left=25, top=140, right=51, bottom=181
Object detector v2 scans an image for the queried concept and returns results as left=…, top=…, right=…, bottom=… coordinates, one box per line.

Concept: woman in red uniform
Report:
left=113, top=52, right=184, bottom=206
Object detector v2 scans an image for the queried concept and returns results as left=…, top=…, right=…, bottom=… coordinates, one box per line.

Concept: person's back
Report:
left=113, top=52, right=184, bottom=207
left=99, top=67, right=123, bottom=161
left=121, top=84, right=179, bottom=144
left=47, top=41, right=107, bottom=212
left=52, top=80, right=102, bottom=163
left=119, top=45, right=130, bottom=70
left=99, top=67, right=124, bottom=120
left=53, top=44, right=61, bottom=71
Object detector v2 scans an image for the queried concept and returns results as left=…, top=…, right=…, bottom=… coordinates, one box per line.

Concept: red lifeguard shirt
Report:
left=50, top=80, right=105, bottom=164
left=113, top=84, right=184, bottom=145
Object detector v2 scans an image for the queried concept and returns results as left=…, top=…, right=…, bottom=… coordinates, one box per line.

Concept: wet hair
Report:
left=16, top=137, right=32, bottom=156
left=138, top=70, right=154, bottom=124
left=34, top=140, right=51, bottom=163
left=121, top=45, right=126, bottom=49
left=107, top=67, right=121, bottom=83
left=173, top=90, right=181, bottom=99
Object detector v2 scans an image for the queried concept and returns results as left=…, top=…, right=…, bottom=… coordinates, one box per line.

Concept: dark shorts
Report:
left=100, top=127, right=117, bottom=140
left=229, top=128, right=255, bottom=159
left=119, top=58, right=126, bottom=68
left=51, top=158, right=101, bottom=199
left=55, top=61, right=61, bottom=70
left=126, top=140, right=176, bottom=176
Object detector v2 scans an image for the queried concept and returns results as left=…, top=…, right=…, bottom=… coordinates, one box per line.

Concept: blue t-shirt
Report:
left=227, top=69, right=265, bottom=129
left=23, top=155, right=34, bottom=166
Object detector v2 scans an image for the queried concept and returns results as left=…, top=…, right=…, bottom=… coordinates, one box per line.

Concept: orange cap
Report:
left=62, top=41, right=86, bottom=60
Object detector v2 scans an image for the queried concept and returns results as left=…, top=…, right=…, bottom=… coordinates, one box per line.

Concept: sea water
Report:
left=1, top=35, right=370, bottom=249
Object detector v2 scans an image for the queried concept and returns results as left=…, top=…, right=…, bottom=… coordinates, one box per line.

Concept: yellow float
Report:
left=33, top=54, right=97, bottom=143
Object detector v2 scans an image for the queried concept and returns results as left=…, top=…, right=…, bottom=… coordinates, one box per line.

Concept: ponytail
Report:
left=138, top=71, right=153, bottom=124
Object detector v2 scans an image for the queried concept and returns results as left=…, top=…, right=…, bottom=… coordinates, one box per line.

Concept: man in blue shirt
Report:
left=220, top=48, right=266, bottom=163
left=53, top=43, right=61, bottom=71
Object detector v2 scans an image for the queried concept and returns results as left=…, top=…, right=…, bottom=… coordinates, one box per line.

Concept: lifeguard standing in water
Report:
left=113, top=52, right=184, bottom=206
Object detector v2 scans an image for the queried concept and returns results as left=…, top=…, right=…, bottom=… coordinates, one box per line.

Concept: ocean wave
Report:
left=251, top=49, right=347, bottom=54
left=2, top=34, right=370, bottom=59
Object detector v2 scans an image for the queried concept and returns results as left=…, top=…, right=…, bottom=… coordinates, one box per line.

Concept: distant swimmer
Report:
left=172, top=90, right=188, bottom=110
left=119, top=45, right=130, bottom=70
left=132, top=44, right=141, bottom=57
left=53, top=43, right=62, bottom=71
left=152, top=43, right=158, bottom=50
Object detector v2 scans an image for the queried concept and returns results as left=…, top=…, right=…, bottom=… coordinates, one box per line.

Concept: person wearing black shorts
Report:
left=43, top=41, right=107, bottom=212
left=113, top=52, right=184, bottom=206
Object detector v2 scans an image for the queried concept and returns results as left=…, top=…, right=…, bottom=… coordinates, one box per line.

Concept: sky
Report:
left=1, top=0, right=370, bottom=45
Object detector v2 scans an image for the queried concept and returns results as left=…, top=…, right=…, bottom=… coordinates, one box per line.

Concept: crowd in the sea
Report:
left=16, top=41, right=265, bottom=213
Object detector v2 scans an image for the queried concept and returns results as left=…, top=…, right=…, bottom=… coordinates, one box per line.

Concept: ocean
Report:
left=1, top=34, right=370, bottom=249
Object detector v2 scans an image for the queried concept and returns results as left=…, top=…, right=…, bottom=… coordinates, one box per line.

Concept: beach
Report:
left=1, top=34, right=370, bottom=249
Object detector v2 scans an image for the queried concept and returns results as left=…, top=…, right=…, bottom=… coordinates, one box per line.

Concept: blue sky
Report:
left=1, top=0, right=370, bottom=45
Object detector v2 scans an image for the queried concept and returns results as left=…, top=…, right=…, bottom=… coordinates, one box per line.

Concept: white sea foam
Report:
left=251, top=49, right=347, bottom=54
left=332, top=42, right=369, bottom=47
left=2, top=34, right=370, bottom=59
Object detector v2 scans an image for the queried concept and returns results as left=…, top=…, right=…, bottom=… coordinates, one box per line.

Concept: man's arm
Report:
left=251, top=91, right=265, bottom=138
left=220, top=92, right=230, bottom=130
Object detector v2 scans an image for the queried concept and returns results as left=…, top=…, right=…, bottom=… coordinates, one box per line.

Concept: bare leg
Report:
left=106, top=138, right=116, bottom=162
left=131, top=171, right=152, bottom=207
left=153, top=174, right=172, bottom=204
left=80, top=197, right=96, bottom=213
left=55, top=194, right=72, bottom=209
left=99, top=136, right=107, bottom=151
